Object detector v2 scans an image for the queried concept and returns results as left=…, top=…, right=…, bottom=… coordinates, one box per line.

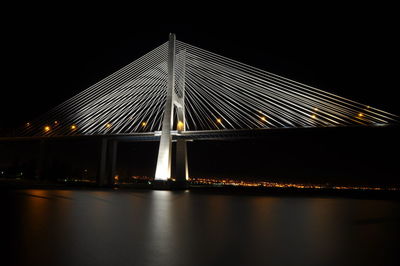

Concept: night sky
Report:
left=1, top=5, right=399, bottom=185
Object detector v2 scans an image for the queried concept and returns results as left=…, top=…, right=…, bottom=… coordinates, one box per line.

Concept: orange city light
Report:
left=105, top=123, right=112, bottom=128
left=177, top=120, right=184, bottom=130
left=70, top=124, right=77, bottom=130
left=216, top=118, right=222, bottom=123
left=141, top=121, right=147, bottom=127
left=44, top=126, right=51, bottom=132
left=260, top=116, right=267, bottom=121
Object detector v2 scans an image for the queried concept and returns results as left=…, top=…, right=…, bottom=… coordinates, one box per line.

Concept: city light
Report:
left=44, top=126, right=51, bottom=132
left=311, top=114, right=317, bottom=119
left=70, top=124, right=77, bottom=130
left=25, top=122, right=30, bottom=127
left=54, top=121, right=59, bottom=125
left=313, top=107, right=319, bottom=111
left=105, top=123, right=112, bottom=128
left=141, top=121, right=147, bottom=127
left=216, top=118, right=222, bottom=123
left=260, top=116, right=267, bottom=122
left=79, top=174, right=399, bottom=191
left=358, top=113, right=364, bottom=118
left=188, top=177, right=398, bottom=191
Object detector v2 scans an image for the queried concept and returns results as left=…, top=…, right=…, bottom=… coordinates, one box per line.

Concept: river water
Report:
left=1, top=189, right=399, bottom=266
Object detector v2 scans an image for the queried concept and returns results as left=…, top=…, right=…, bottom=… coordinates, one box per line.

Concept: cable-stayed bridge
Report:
left=4, top=33, right=398, bottom=187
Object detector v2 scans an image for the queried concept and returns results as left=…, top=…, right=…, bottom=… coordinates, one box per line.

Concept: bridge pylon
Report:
left=154, top=33, right=188, bottom=189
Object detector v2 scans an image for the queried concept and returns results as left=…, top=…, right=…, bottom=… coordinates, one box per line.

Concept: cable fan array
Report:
left=177, top=41, right=397, bottom=130
left=19, top=42, right=169, bottom=136
left=17, top=40, right=398, bottom=137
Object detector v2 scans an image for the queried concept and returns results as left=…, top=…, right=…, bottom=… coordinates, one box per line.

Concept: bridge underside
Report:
left=0, top=124, right=397, bottom=188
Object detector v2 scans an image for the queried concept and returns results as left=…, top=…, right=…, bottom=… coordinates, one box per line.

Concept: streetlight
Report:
left=177, top=120, right=184, bottom=131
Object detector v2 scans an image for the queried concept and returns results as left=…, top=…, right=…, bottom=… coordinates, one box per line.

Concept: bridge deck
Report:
left=0, top=124, right=394, bottom=142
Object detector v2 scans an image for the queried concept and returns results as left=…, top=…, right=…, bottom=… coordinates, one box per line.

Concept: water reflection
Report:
left=1, top=190, right=399, bottom=266
left=146, top=191, right=175, bottom=265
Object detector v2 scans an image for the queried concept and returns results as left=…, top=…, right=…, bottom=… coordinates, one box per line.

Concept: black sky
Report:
left=1, top=5, right=399, bottom=128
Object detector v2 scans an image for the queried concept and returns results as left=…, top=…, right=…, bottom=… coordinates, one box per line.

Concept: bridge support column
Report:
left=176, top=139, right=188, bottom=182
left=98, top=138, right=109, bottom=186
left=98, top=138, right=118, bottom=187
left=108, top=140, right=118, bottom=185
left=175, top=105, right=188, bottom=184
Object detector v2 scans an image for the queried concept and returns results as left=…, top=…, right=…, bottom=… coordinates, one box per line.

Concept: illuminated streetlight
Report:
left=311, top=114, right=317, bottom=119
left=141, top=121, right=147, bottom=127
left=44, top=126, right=51, bottom=132
left=70, top=124, right=77, bottom=130
left=216, top=118, right=222, bottom=123
left=260, top=116, right=267, bottom=122
left=358, top=113, right=364, bottom=118
left=105, top=123, right=112, bottom=128
left=177, top=120, right=184, bottom=131
left=54, top=121, right=59, bottom=125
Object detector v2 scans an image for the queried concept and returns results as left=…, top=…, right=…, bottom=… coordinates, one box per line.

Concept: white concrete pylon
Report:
left=154, top=33, right=188, bottom=181
left=154, top=33, right=175, bottom=180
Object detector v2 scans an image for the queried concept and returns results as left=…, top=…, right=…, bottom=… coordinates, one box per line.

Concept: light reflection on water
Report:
left=1, top=189, right=400, bottom=266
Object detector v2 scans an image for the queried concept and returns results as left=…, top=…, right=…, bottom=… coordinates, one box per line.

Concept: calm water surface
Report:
left=1, top=189, right=399, bottom=266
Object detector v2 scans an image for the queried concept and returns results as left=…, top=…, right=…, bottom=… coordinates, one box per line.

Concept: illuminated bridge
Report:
left=3, top=34, right=398, bottom=187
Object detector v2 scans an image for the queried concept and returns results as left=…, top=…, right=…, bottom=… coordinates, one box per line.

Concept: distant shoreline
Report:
left=1, top=181, right=399, bottom=200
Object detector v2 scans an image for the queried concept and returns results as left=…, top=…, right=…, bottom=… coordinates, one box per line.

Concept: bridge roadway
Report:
left=0, top=124, right=393, bottom=142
